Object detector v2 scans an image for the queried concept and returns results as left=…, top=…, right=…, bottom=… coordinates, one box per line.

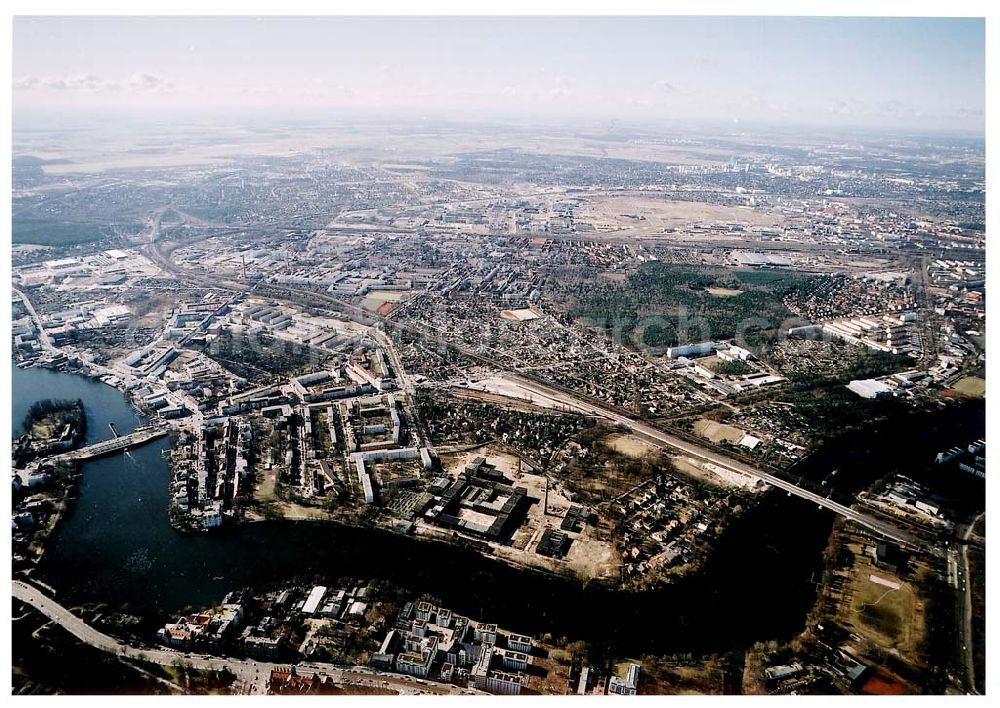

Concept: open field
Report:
left=846, top=569, right=918, bottom=652
left=366, top=290, right=409, bottom=302
left=464, top=376, right=588, bottom=413
left=441, top=448, right=521, bottom=478
left=846, top=259, right=894, bottom=269
left=605, top=433, right=659, bottom=459
left=561, top=525, right=620, bottom=580
left=672, top=455, right=759, bottom=490
left=952, top=376, right=985, bottom=398
left=361, top=290, right=411, bottom=312
left=254, top=468, right=277, bottom=503
left=693, top=418, right=746, bottom=445
left=574, top=195, right=784, bottom=233
left=705, top=287, right=744, bottom=297
left=631, top=657, right=725, bottom=695
left=526, top=649, right=574, bottom=695
left=30, top=420, right=58, bottom=439
left=835, top=539, right=925, bottom=660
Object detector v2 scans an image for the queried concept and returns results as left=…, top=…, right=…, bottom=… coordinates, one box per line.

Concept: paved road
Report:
left=505, top=374, right=930, bottom=551
left=956, top=513, right=984, bottom=694
left=48, top=426, right=169, bottom=463
left=14, top=288, right=55, bottom=350
left=15, top=426, right=171, bottom=485
left=12, top=580, right=480, bottom=695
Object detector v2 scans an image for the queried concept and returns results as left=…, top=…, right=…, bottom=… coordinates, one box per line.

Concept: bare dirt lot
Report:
left=693, top=418, right=746, bottom=445
left=605, top=433, right=659, bottom=459
left=705, top=287, right=743, bottom=297
left=672, top=455, right=759, bottom=490
left=574, top=194, right=784, bottom=234
left=366, top=290, right=409, bottom=302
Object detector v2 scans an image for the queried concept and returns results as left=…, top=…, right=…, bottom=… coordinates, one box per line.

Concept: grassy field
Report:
left=952, top=376, right=986, bottom=398
left=30, top=420, right=58, bottom=440
left=839, top=545, right=924, bottom=660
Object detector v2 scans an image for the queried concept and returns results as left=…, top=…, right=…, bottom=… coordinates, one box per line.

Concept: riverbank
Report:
left=15, top=356, right=156, bottom=424
left=8, top=363, right=849, bottom=660
left=13, top=397, right=87, bottom=466
left=17, top=467, right=80, bottom=570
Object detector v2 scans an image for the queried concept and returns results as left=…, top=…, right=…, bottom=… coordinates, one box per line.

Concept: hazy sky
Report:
left=13, top=16, right=986, bottom=133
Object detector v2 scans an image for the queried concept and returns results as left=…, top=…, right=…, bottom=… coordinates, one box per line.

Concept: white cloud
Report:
left=128, top=72, right=170, bottom=91
left=15, top=73, right=128, bottom=92
left=547, top=76, right=572, bottom=100
left=827, top=100, right=853, bottom=115
left=49, top=74, right=104, bottom=90
left=13, top=76, right=41, bottom=90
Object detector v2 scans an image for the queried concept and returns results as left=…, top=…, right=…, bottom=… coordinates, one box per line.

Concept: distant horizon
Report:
left=11, top=106, right=988, bottom=143
left=13, top=16, right=986, bottom=135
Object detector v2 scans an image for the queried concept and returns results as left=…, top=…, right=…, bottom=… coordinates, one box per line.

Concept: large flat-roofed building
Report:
left=469, top=645, right=528, bottom=695
left=302, top=585, right=327, bottom=615
left=535, top=528, right=571, bottom=558
left=608, top=663, right=641, bottom=695
left=422, top=468, right=528, bottom=543
left=482, top=670, right=527, bottom=695
left=847, top=378, right=893, bottom=400
left=497, top=648, right=530, bottom=671
left=507, top=633, right=533, bottom=654
left=354, top=457, right=376, bottom=504
left=666, top=341, right=721, bottom=359
left=395, top=634, right=439, bottom=678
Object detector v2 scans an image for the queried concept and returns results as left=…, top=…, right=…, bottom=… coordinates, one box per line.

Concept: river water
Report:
left=16, top=364, right=849, bottom=657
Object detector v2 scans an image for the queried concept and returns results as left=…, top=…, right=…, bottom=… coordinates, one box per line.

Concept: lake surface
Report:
left=18, top=364, right=840, bottom=657
left=12, top=364, right=143, bottom=444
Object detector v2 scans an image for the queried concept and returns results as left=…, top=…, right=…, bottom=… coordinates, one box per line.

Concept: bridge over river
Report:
left=52, top=424, right=169, bottom=462
left=17, top=425, right=170, bottom=482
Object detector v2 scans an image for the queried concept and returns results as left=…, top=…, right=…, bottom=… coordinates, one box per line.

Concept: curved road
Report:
left=13, top=580, right=481, bottom=696
left=957, top=513, right=984, bottom=694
